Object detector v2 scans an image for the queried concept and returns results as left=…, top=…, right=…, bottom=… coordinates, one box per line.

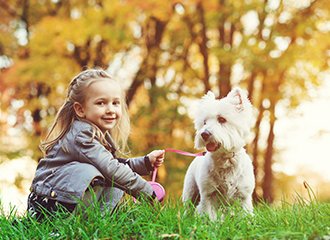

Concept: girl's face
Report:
left=74, top=79, right=123, bottom=132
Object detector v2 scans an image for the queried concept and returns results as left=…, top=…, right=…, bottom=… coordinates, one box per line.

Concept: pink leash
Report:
left=134, top=148, right=204, bottom=203
left=152, top=167, right=158, bottom=182
left=152, top=148, right=204, bottom=192
left=165, top=148, right=205, bottom=157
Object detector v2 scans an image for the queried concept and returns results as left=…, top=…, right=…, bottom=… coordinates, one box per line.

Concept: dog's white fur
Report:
left=182, top=88, right=255, bottom=220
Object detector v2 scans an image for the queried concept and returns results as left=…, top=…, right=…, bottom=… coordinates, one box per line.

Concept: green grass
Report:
left=1, top=198, right=329, bottom=240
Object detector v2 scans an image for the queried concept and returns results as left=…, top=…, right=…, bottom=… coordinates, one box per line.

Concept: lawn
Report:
left=1, top=194, right=329, bottom=240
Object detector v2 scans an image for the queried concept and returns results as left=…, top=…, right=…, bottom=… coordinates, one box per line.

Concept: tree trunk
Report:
left=247, top=71, right=257, bottom=101
left=262, top=101, right=275, bottom=203
left=21, top=0, right=30, bottom=40
left=251, top=105, right=264, bottom=202
left=94, top=39, right=108, bottom=69
left=126, top=17, right=167, bottom=107
left=196, top=2, right=210, bottom=93
left=262, top=71, right=285, bottom=203
left=219, top=64, right=231, bottom=97
left=217, top=0, right=233, bottom=98
left=249, top=73, right=265, bottom=202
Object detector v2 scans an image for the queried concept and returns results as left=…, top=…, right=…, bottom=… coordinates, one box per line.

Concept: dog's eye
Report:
left=217, top=116, right=226, bottom=124
left=203, top=120, right=207, bottom=125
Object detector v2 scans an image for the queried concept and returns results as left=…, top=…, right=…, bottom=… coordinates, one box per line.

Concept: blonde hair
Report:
left=40, top=69, right=130, bottom=155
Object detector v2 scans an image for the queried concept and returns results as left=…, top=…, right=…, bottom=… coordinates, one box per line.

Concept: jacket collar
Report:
left=105, top=131, right=117, bottom=155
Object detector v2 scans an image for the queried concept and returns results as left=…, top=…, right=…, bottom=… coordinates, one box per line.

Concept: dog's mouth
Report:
left=206, top=142, right=220, bottom=152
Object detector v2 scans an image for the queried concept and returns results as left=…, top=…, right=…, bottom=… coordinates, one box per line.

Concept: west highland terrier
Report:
left=182, top=87, right=255, bottom=220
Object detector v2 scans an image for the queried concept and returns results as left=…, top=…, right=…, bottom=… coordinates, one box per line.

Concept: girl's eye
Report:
left=96, top=101, right=105, bottom=106
left=217, top=116, right=227, bottom=124
left=113, top=100, right=120, bottom=106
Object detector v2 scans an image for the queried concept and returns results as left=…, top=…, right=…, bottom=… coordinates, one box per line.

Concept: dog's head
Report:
left=193, top=88, right=254, bottom=153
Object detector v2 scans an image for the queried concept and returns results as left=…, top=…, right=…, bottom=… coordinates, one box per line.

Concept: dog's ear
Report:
left=227, top=87, right=249, bottom=112
left=202, top=91, right=216, bottom=100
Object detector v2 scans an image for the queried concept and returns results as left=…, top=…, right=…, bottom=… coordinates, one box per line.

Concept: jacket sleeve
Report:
left=126, top=156, right=153, bottom=176
left=74, top=129, right=154, bottom=199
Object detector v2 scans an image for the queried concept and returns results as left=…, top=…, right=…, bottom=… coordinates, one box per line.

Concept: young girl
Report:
left=28, top=69, right=165, bottom=220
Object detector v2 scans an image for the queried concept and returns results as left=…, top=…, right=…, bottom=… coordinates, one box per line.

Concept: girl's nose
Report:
left=106, top=104, right=115, bottom=113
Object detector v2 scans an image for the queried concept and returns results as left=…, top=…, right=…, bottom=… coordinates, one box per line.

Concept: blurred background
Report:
left=0, top=0, right=329, bottom=215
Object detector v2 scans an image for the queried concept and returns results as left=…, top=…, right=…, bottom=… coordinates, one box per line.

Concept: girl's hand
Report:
left=147, top=150, right=165, bottom=168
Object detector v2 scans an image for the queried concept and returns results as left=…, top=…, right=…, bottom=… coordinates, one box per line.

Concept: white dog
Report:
left=182, top=87, right=255, bottom=220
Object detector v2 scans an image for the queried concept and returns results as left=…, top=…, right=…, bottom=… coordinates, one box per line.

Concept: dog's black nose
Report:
left=201, top=130, right=211, bottom=141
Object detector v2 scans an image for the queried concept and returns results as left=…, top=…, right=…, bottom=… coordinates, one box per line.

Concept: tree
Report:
left=1, top=0, right=329, bottom=200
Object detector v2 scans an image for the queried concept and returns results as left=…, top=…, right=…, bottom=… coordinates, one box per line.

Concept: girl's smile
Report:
left=102, top=116, right=117, bottom=122
left=101, top=115, right=118, bottom=127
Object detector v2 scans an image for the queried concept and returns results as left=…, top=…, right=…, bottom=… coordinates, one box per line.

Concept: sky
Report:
left=275, top=78, right=330, bottom=182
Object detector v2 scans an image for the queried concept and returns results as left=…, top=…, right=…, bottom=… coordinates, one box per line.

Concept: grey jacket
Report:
left=30, top=120, right=154, bottom=204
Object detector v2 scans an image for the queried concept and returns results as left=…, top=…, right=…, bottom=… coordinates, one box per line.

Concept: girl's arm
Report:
left=126, top=150, right=165, bottom=175
left=74, top=129, right=155, bottom=199
left=125, top=156, right=153, bottom=175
